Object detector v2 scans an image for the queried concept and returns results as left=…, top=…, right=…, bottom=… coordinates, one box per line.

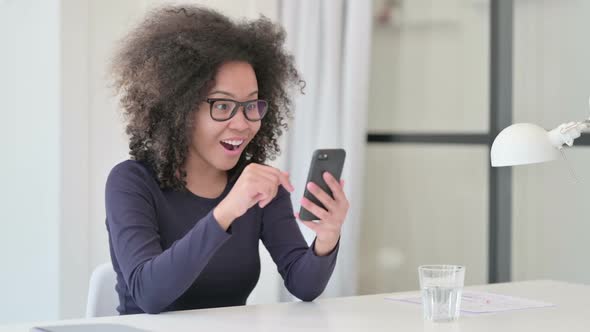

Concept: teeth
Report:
left=221, top=139, right=244, bottom=146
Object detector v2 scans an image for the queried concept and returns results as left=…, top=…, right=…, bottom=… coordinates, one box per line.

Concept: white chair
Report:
left=86, top=262, right=119, bottom=318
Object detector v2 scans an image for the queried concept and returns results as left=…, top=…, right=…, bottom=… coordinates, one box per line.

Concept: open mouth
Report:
left=220, top=139, right=244, bottom=152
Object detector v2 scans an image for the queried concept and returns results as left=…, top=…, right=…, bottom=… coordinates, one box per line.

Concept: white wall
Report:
left=368, top=0, right=489, bottom=134
left=360, top=145, right=489, bottom=293
left=512, top=0, right=590, bottom=284
left=59, top=0, right=91, bottom=320
left=360, top=0, right=490, bottom=294
left=0, top=0, right=61, bottom=324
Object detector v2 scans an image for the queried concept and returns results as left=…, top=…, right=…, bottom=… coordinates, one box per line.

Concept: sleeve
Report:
left=260, top=186, right=339, bottom=301
left=105, top=164, right=231, bottom=314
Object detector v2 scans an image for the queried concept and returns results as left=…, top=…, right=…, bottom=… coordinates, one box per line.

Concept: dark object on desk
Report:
left=30, top=323, right=151, bottom=332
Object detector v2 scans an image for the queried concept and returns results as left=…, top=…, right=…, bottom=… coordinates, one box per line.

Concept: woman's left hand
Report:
left=296, top=172, right=350, bottom=256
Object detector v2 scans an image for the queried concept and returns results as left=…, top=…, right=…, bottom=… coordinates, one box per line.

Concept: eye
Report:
left=245, top=102, right=258, bottom=111
left=213, top=101, right=232, bottom=111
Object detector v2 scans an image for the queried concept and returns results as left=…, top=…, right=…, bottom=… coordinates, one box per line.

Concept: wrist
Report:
left=314, top=235, right=340, bottom=257
left=213, top=200, right=237, bottom=231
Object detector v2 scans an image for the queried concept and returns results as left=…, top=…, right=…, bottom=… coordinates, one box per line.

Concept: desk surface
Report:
left=2, top=280, right=589, bottom=332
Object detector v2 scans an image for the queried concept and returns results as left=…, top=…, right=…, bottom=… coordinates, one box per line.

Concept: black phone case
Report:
left=299, top=149, right=346, bottom=221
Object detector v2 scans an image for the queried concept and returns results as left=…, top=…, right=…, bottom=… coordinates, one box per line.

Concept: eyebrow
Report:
left=209, top=90, right=258, bottom=98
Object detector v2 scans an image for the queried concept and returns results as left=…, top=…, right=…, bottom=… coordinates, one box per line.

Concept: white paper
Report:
left=386, top=290, right=555, bottom=315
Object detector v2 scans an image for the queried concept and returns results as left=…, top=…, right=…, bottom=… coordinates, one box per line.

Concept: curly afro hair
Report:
left=111, top=6, right=301, bottom=190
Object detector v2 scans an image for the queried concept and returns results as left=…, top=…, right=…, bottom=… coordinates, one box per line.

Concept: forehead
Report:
left=212, top=61, right=258, bottom=92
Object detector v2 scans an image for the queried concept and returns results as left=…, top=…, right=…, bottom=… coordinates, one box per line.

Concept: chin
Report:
left=215, top=157, right=241, bottom=171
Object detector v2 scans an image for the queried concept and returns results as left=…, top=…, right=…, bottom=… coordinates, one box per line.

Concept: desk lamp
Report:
left=491, top=100, right=590, bottom=167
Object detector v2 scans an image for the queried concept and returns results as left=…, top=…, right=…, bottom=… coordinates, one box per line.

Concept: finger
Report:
left=259, top=195, right=271, bottom=208
left=252, top=176, right=277, bottom=208
left=268, top=169, right=293, bottom=192
left=255, top=193, right=270, bottom=209
left=258, top=165, right=294, bottom=192
left=258, top=180, right=278, bottom=208
left=301, top=220, right=321, bottom=233
left=256, top=187, right=272, bottom=207
left=279, top=171, right=295, bottom=192
left=300, top=197, right=329, bottom=220
left=257, top=169, right=281, bottom=188
left=340, top=179, right=345, bottom=188
left=323, top=172, right=346, bottom=202
left=306, top=182, right=336, bottom=211
left=259, top=193, right=276, bottom=208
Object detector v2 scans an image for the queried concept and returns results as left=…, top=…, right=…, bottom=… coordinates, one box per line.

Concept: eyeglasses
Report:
left=205, top=98, right=268, bottom=122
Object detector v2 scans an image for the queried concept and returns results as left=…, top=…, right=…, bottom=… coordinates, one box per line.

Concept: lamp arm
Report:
left=548, top=119, right=590, bottom=149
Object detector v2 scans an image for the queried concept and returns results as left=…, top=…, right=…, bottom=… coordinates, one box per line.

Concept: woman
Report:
left=105, top=6, right=349, bottom=315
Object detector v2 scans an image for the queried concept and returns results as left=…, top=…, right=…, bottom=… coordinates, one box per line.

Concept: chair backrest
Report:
left=86, top=262, right=119, bottom=318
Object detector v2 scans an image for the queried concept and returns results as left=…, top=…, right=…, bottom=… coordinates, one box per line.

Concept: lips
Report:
left=220, top=138, right=245, bottom=151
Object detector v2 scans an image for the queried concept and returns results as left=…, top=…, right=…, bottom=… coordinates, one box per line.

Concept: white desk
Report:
left=2, top=280, right=589, bottom=331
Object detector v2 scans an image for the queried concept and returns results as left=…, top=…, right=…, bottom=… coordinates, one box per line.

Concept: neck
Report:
left=183, top=153, right=227, bottom=198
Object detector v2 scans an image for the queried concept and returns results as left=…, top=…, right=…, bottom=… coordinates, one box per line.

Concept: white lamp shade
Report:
left=491, top=123, right=560, bottom=167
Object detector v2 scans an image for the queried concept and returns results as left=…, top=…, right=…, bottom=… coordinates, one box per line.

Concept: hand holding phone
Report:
left=298, top=149, right=346, bottom=221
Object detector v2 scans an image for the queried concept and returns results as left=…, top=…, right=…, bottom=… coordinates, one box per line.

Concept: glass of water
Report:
left=418, top=265, right=465, bottom=322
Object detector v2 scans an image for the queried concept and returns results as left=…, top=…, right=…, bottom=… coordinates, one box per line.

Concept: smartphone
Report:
left=298, top=149, right=346, bottom=221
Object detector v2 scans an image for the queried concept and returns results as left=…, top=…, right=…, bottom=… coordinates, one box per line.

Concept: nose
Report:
left=227, top=106, right=249, bottom=131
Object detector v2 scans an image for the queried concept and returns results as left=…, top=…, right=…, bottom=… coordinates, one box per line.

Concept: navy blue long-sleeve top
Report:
left=105, top=160, right=339, bottom=315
